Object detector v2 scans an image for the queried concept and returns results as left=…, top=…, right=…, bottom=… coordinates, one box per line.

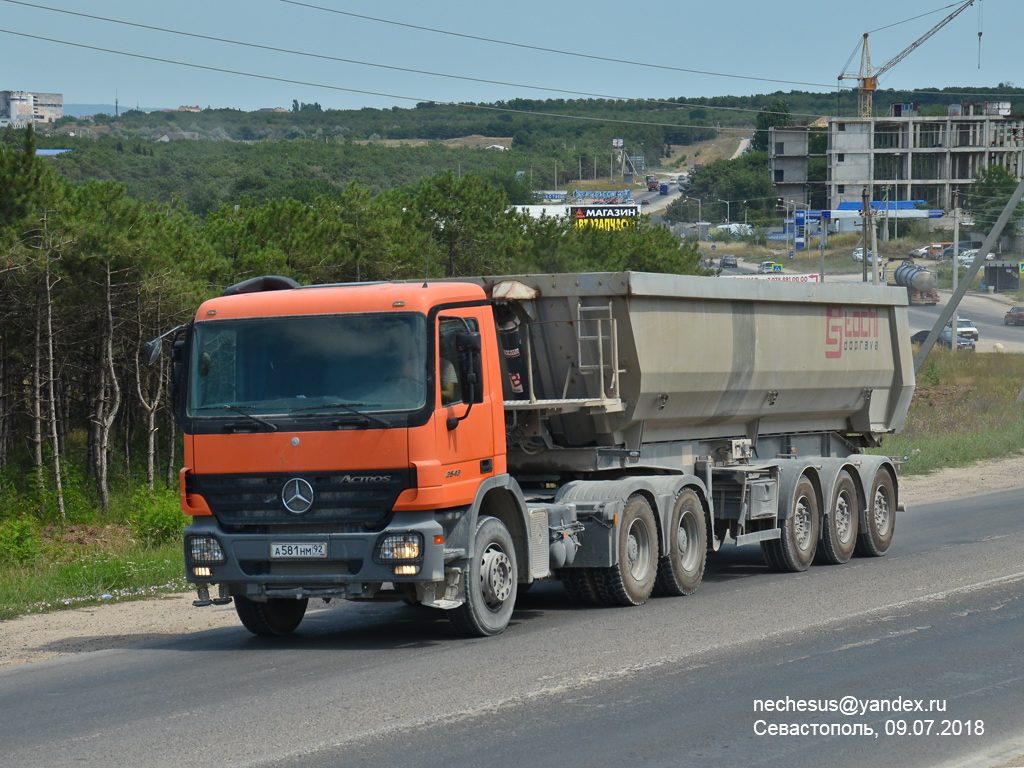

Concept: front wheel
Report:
left=450, top=516, right=518, bottom=637
left=234, top=596, right=308, bottom=636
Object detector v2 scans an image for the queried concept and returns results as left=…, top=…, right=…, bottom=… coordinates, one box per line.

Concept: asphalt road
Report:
left=2, top=488, right=1023, bottom=768
left=907, top=290, right=1024, bottom=353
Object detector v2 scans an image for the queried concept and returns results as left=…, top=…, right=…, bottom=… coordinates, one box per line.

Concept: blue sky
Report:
left=1, top=0, right=1016, bottom=114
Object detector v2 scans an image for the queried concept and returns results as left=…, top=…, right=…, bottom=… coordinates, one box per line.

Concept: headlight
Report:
left=188, top=535, right=226, bottom=565
left=375, top=532, right=422, bottom=562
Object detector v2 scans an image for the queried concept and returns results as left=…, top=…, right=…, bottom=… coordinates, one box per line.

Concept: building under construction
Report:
left=769, top=101, right=1024, bottom=211
left=826, top=101, right=1024, bottom=210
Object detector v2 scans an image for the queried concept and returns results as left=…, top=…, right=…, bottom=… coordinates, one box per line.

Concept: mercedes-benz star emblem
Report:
left=281, top=477, right=314, bottom=515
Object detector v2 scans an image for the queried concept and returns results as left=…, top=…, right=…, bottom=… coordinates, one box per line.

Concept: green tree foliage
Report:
left=751, top=99, right=793, bottom=152
left=0, top=123, right=710, bottom=526
left=964, top=165, right=1024, bottom=236
left=661, top=151, right=775, bottom=224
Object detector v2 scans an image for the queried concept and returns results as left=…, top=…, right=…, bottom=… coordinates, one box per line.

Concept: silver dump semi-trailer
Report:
left=469, top=272, right=913, bottom=610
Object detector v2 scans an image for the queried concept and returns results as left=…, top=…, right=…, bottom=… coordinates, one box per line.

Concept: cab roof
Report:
left=196, top=280, right=487, bottom=322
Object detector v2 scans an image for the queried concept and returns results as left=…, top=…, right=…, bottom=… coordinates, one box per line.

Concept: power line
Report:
left=867, top=2, right=964, bottom=34
left=0, top=28, right=749, bottom=131
left=278, top=0, right=853, bottom=92
left=276, top=2, right=1022, bottom=102
left=0, top=0, right=818, bottom=120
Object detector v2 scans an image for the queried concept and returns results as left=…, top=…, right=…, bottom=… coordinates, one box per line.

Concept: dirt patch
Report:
left=664, top=127, right=749, bottom=171
left=1, top=456, right=1021, bottom=670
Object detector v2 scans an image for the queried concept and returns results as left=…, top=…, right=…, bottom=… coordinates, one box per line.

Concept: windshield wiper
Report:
left=292, top=402, right=391, bottom=429
left=195, top=404, right=278, bottom=432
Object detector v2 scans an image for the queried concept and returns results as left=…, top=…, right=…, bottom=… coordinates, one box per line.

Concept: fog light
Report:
left=376, top=532, right=422, bottom=562
left=394, top=564, right=420, bottom=576
left=188, top=535, right=226, bottom=565
left=193, top=566, right=212, bottom=578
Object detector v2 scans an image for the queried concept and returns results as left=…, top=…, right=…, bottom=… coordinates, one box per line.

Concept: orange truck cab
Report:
left=169, top=275, right=541, bottom=637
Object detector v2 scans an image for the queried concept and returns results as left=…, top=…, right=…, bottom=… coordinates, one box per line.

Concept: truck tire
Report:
left=763, top=477, right=819, bottom=572
left=654, top=488, right=707, bottom=596
left=856, top=468, right=896, bottom=557
left=562, top=568, right=602, bottom=606
left=450, top=516, right=518, bottom=637
left=234, top=596, right=308, bottom=636
left=594, top=494, right=659, bottom=606
left=760, top=538, right=784, bottom=571
left=817, top=471, right=859, bottom=565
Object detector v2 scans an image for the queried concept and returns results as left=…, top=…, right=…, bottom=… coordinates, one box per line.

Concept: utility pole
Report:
left=882, top=187, right=890, bottom=242
left=861, top=188, right=870, bottom=282
left=871, top=204, right=880, bottom=285
left=952, top=191, right=960, bottom=352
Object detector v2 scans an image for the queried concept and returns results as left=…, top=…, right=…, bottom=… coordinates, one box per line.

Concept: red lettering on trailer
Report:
left=826, top=306, right=879, bottom=359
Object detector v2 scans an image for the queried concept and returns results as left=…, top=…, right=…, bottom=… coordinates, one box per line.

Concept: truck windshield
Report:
left=187, top=313, right=427, bottom=417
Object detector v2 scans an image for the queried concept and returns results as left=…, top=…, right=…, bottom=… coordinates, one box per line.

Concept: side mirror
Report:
left=144, top=338, right=163, bottom=366
left=456, top=332, right=484, bottom=405
left=170, top=334, right=189, bottom=426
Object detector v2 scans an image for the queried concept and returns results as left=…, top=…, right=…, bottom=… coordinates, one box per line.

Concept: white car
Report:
left=959, top=250, right=995, bottom=267
left=852, top=248, right=876, bottom=263
left=956, top=318, right=979, bottom=341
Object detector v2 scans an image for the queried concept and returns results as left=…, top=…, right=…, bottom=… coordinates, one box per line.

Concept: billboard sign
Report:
left=570, top=205, right=641, bottom=231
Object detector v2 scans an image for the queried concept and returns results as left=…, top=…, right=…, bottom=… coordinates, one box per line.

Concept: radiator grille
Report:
left=187, top=469, right=414, bottom=526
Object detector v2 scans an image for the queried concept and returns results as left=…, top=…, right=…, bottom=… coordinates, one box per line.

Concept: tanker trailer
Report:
left=894, top=261, right=939, bottom=305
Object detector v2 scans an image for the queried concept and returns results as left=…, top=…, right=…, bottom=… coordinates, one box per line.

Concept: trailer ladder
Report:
left=503, top=301, right=624, bottom=414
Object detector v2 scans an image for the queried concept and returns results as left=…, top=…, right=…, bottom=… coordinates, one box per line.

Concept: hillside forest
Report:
left=4, top=83, right=1022, bottom=526
left=0, top=125, right=702, bottom=523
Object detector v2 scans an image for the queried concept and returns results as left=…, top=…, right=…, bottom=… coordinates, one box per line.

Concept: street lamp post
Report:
left=717, top=198, right=731, bottom=223
left=685, top=197, right=702, bottom=239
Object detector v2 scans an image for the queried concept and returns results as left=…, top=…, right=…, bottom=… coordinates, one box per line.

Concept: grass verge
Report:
left=874, top=349, right=1024, bottom=475
left=0, top=540, right=186, bottom=621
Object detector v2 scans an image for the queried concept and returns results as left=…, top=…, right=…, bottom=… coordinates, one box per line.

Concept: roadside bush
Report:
left=0, top=516, right=42, bottom=565
left=130, top=488, right=186, bottom=546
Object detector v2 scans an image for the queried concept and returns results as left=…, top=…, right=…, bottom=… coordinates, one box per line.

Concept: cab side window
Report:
left=438, top=317, right=477, bottom=406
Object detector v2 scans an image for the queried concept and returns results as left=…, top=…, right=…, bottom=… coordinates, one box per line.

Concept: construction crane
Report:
left=838, top=0, right=980, bottom=118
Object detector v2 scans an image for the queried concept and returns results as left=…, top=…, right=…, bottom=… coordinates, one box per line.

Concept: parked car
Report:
left=907, top=246, right=930, bottom=258
left=940, top=326, right=975, bottom=350
left=757, top=261, right=781, bottom=274
left=941, top=242, right=984, bottom=259
left=720, top=254, right=738, bottom=269
left=852, top=248, right=876, bottom=263
left=911, top=328, right=975, bottom=351
left=956, top=318, right=979, bottom=340
left=959, top=250, right=995, bottom=267
left=1005, top=307, right=1024, bottom=325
